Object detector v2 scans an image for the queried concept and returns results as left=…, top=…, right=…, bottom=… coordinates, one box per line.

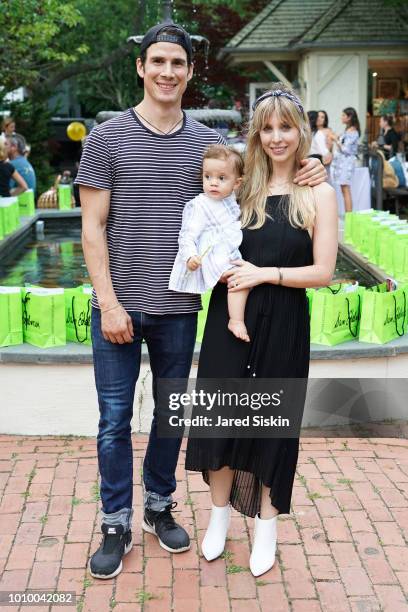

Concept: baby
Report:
left=169, top=144, right=250, bottom=342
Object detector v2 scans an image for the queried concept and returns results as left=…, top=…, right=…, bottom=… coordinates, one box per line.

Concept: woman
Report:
left=307, top=110, right=331, bottom=164
left=0, top=140, right=27, bottom=197
left=185, top=83, right=337, bottom=577
left=0, top=116, right=16, bottom=143
left=317, top=110, right=335, bottom=162
left=331, top=107, right=360, bottom=212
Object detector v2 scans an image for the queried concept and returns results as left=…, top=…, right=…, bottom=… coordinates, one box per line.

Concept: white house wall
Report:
left=300, top=52, right=368, bottom=135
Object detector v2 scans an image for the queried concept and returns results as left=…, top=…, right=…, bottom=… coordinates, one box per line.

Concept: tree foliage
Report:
left=0, top=0, right=86, bottom=92
left=1, top=0, right=269, bottom=112
left=1, top=0, right=269, bottom=189
left=74, top=0, right=269, bottom=114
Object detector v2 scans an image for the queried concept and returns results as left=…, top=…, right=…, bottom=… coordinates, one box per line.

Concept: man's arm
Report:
left=293, top=157, right=327, bottom=187
left=80, top=185, right=133, bottom=344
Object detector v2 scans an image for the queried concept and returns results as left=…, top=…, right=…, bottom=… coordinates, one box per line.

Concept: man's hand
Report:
left=187, top=255, right=201, bottom=271
left=294, top=158, right=327, bottom=187
left=101, top=305, right=134, bottom=344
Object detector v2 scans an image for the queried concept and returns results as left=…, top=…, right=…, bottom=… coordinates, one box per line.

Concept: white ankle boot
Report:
left=201, top=503, right=231, bottom=561
left=249, top=513, right=277, bottom=576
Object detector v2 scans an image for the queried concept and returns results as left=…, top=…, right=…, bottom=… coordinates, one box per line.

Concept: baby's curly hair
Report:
left=203, top=144, right=244, bottom=177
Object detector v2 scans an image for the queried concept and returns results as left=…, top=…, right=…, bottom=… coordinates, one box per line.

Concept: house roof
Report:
left=221, top=0, right=408, bottom=58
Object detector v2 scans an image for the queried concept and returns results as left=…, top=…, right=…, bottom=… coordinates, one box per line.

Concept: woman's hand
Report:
left=293, top=158, right=327, bottom=186
left=226, top=260, right=267, bottom=291
left=323, top=152, right=333, bottom=166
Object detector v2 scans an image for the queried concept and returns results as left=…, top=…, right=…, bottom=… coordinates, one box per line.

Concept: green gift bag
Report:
left=21, top=287, right=66, bottom=348
left=196, top=290, right=212, bottom=343
left=391, top=230, right=408, bottom=281
left=18, top=189, right=35, bottom=217
left=344, top=212, right=355, bottom=245
left=10, top=197, right=19, bottom=230
left=58, top=185, right=72, bottom=210
left=373, top=220, right=399, bottom=266
left=0, top=197, right=19, bottom=234
left=310, top=286, right=364, bottom=346
left=378, top=223, right=408, bottom=273
left=364, top=282, right=388, bottom=293
left=325, top=282, right=358, bottom=294
left=0, top=287, right=23, bottom=347
left=306, top=288, right=315, bottom=316
left=353, top=210, right=378, bottom=252
left=366, top=216, right=390, bottom=263
left=395, top=241, right=408, bottom=284
left=359, top=285, right=408, bottom=344
left=65, top=286, right=92, bottom=345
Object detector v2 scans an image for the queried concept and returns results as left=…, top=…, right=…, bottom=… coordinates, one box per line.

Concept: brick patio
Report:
left=0, top=435, right=407, bottom=611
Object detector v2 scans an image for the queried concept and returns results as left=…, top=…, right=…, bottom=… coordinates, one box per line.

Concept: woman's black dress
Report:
left=185, top=195, right=313, bottom=517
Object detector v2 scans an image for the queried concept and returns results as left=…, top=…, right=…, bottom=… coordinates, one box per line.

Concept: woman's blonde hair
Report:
left=240, top=83, right=316, bottom=230
left=2, top=116, right=15, bottom=131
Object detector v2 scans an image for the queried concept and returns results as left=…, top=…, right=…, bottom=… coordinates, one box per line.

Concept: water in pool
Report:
left=0, top=219, right=380, bottom=288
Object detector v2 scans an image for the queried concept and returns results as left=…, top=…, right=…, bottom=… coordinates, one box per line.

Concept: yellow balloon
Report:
left=67, top=122, right=87, bottom=141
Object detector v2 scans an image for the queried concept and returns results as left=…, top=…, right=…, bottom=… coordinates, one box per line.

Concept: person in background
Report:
left=0, top=139, right=27, bottom=197
left=1, top=116, right=16, bottom=143
left=307, top=110, right=331, bottom=165
left=317, top=110, right=335, bottom=162
left=331, top=107, right=360, bottom=212
left=7, top=133, right=37, bottom=194
left=371, top=115, right=400, bottom=160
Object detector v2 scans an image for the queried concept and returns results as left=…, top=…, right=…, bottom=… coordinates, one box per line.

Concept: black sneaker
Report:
left=142, top=501, right=190, bottom=553
left=89, top=523, right=132, bottom=579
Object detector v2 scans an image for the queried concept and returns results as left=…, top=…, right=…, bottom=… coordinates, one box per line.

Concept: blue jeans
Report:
left=91, top=307, right=197, bottom=530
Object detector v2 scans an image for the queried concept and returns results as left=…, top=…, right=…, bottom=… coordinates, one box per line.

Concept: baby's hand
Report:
left=187, top=255, right=202, bottom=271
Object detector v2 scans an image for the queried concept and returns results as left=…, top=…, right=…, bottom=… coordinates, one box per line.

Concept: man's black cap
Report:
left=139, top=22, right=193, bottom=64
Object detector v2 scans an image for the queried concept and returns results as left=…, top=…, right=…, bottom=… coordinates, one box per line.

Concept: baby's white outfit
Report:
left=169, top=192, right=242, bottom=294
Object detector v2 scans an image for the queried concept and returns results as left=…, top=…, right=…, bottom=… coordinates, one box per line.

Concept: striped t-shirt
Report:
left=75, top=108, right=224, bottom=314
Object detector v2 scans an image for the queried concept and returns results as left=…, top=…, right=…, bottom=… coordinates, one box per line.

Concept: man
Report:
left=75, top=22, right=326, bottom=580
left=7, top=133, right=36, bottom=193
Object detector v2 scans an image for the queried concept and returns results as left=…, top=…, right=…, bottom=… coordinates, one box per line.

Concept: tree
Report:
left=1, top=0, right=270, bottom=191
left=0, top=0, right=85, bottom=93
left=74, top=0, right=269, bottom=114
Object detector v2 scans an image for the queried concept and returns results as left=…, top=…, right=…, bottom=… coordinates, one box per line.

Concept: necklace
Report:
left=134, top=108, right=183, bottom=135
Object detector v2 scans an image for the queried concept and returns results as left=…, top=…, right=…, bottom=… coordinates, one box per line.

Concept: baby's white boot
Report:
left=249, top=513, right=277, bottom=576
left=201, top=503, right=231, bottom=561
